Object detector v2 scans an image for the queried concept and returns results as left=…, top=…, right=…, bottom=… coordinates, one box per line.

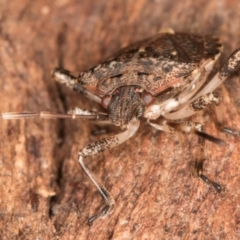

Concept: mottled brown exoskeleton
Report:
left=1, top=29, right=240, bottom=224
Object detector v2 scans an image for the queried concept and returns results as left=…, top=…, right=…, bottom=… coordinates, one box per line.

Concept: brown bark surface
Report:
left=0, top=0, right=240, bottom=239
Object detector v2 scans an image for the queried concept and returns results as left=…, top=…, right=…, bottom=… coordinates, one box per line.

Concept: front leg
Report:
left=78, top=119, right=140, bottom=224
left=52, top=68, right=101, bottom=104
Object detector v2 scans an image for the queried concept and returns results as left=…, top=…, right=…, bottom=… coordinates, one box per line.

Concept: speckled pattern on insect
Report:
left=2, top=29, right=240, bottom=224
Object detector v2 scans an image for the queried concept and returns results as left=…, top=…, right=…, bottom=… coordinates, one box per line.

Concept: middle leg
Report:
left=149, top=118, right=223, bottom=191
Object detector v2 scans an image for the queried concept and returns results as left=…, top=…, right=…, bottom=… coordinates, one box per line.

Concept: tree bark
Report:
left=1, top=0, right=240, bottom=239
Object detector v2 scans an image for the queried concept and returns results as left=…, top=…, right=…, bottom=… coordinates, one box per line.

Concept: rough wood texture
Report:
left=1, top=1, right=240, bottom=239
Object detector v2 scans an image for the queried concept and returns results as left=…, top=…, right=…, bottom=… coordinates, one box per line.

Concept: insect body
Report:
left=1, top=30, right=240, bottom=224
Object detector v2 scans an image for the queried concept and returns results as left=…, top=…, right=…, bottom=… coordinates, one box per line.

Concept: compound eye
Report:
left=101, top=95, right=111, bottom=108
left=141, top=91, right=154, bottom=106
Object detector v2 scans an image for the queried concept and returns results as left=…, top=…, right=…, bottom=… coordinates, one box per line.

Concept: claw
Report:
left=199, top=174, right=222, bottom=193
left=88, top=214, right=98, bottom=226
left=87, top=204, right=113, bottom=226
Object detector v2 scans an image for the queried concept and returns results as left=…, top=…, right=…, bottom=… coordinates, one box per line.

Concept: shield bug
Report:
left=1, top=29, right=240, bottom=224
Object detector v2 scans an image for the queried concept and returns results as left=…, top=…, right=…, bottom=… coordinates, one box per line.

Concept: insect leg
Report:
left=191, top=48, right=240, bottom=101
left=164, top=93, right=219, bottom=120
left=172, top=48, right=240, bottom=116
left=177, top=58, right=217, bottom=106
left=149, top=118, right=224, bottom=145
left=52, top=68, right=101, bottom=103
left=78, top=119, right=140, bottom=224
left=211, top=98, right=240, bottom=136
left=149, top=119, right=223, bottom=191
left=164, top=92, right=240, bottom=136
left=194, top=132, right=222, bottom=192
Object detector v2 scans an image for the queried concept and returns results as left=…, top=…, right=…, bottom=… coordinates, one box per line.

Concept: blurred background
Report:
left=0, top=1, right=240, bottom=239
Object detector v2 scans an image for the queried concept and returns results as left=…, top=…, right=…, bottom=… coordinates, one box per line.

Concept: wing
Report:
left=78, top=32, right=222, bottom=97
